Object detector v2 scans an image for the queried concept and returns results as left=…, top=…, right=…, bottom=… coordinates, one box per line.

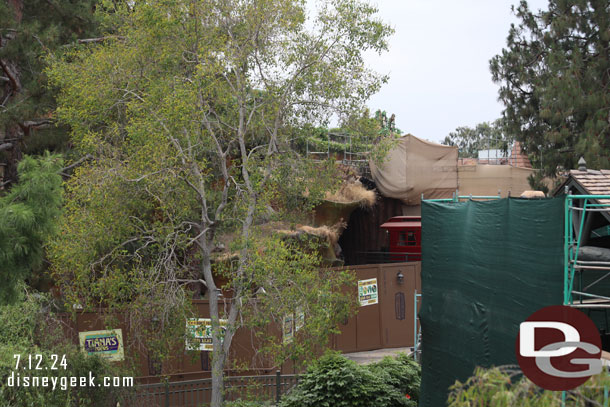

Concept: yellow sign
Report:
left=79, top=329, right=124, bottom=362
left=186, top=318, right=227, bottom=351
left=358, top=278, right=379, bottom=306
left=283, top=315, right=294, bottom=344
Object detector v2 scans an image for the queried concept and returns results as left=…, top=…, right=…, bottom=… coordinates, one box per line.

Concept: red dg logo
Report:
left=515, top=305, right=602, bottom=391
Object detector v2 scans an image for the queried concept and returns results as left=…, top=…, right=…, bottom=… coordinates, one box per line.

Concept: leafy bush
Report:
left=368, top=353, right=421, bottom=402
left=448, top=366, right=610, bottom=407
left=279, top=352, right=419, bottom=407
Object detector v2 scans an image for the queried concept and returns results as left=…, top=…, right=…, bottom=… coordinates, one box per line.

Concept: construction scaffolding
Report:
left=564, top=193, right=610, bottom=308
left=305, top=132, right=370, bottom=176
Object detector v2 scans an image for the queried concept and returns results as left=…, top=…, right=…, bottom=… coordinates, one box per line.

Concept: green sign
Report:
left=186, top=318, right=227, bottom=351
left=358, top=278, right=378, bottom=306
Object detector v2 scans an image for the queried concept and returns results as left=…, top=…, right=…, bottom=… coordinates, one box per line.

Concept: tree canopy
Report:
left=442, top=120, right=513, bottom=158
left=47, top=0, right=393, bottom=405
left=490, top=0, right=609, bottom=175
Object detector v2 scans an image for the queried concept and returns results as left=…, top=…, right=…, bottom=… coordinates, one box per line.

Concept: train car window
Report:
left=398, top=231, right=407, bottom=246
left=407, top=231, right=416, bottom=246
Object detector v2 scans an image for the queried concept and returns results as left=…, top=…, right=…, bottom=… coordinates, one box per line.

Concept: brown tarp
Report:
left=370, top=134, right=458, bottom=205
left=458, top=164, right=538, bottom=197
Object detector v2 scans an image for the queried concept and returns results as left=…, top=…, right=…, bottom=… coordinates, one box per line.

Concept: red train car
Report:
left=380, top=216, right=422, bottom=261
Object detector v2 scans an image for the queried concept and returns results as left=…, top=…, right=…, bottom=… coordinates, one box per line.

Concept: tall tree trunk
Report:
left=210, top=343, right=225, bottom=407
left=200, top=239, right=226, bottom=407
left=209, top=282, right=224, bottom=407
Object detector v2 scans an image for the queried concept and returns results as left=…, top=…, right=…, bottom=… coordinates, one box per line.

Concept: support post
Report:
left=165, top=382, right=169, bottom=407
left=276, top=370, right=281, bottom=404
left=413, top=289, right=418, bottom=356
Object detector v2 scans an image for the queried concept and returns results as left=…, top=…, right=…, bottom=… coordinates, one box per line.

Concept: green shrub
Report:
left=368, top=353, right=421, bottom=402
left=279, top=352, right=419, bottom=407
left=447, top=366, right=610, bottom=406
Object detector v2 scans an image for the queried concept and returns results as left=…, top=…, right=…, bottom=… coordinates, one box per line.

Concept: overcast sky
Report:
left=361, top=0, right=549, bottom=143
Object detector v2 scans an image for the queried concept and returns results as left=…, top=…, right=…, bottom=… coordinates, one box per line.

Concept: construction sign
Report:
left=283, top=314, right=294, bottom=344
left=358, top=278, right=378, bottom=306
left=186, top=318, right=227, bottom=351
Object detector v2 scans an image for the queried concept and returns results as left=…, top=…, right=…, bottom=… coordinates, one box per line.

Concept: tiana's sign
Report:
left=79, top=329, right=124, bottom=361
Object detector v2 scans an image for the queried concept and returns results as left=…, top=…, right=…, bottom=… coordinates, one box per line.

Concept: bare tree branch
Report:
left=165, top=278, right=208, bottom=287
left=21, top=118, right=54, bottom=129
left=0, top=59, right=21, bottom=93
left=77, top=36, right=125, bottom=44
left=62, top=154, right=93, bottom=173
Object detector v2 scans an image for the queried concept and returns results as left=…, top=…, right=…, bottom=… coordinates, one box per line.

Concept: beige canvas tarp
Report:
left=370, top=135, right=458, bottom=205
left=458, top=164, right=539, bottom=197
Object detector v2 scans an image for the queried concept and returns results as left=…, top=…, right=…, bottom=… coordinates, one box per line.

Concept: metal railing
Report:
left=422, top=190, right=503, bottom=203
left=305, top=133, right=371, bottom=175
left=352, top=251, right=419, bottom=265
left=134, top=370, right=300, bottom=407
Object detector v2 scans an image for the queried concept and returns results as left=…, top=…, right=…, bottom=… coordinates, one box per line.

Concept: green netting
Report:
left=419, top=198, right=565, bottom=407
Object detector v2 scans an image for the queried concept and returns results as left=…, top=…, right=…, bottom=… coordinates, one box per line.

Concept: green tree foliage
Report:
left=295, top=108, right=400, bottom=169
left=0, top=0, right=100, bottom=184
left=448, top=366, right=610, bottom=406
left=279, top=352, right=420, bottom=407
left=239, top=236, right=355, bottom=367
left=442, top=120, right=513, bottom=158
left=0, top=153, right=62, bottom=304
left=341, top=108, right=401, bottom=137
left=46, top=0, right=393, bottom=405
left=490, top=0, right=610, bottom=175
left=0, top=287, right=128, bottom=406
left=527, top=171, right=550, bottom=194
left=340, top=108, right=401, bottom=163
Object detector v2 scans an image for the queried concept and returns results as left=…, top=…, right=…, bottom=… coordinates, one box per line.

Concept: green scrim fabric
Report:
left=419, top=198, right=565, bottom=407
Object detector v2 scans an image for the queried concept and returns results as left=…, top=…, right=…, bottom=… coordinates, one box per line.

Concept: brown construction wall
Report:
left=333, top=262, right=421, bottom=353
left=62, top=262, right=420, bottom=381
left=62, top=301, right=275, bottom=382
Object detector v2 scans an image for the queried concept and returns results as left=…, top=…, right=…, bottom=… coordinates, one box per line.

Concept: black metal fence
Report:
left=352, top=251, right=416, bottom=265
left=133, top=371, right=300, bottom=407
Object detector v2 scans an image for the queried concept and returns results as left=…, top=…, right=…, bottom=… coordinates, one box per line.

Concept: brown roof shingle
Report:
left=570, top=169, right=610, bottom=205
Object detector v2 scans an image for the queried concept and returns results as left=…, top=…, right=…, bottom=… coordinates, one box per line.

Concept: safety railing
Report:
left=422, top=190, right=503, bottom=203
left=352, top=251, right=419, bottom=265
